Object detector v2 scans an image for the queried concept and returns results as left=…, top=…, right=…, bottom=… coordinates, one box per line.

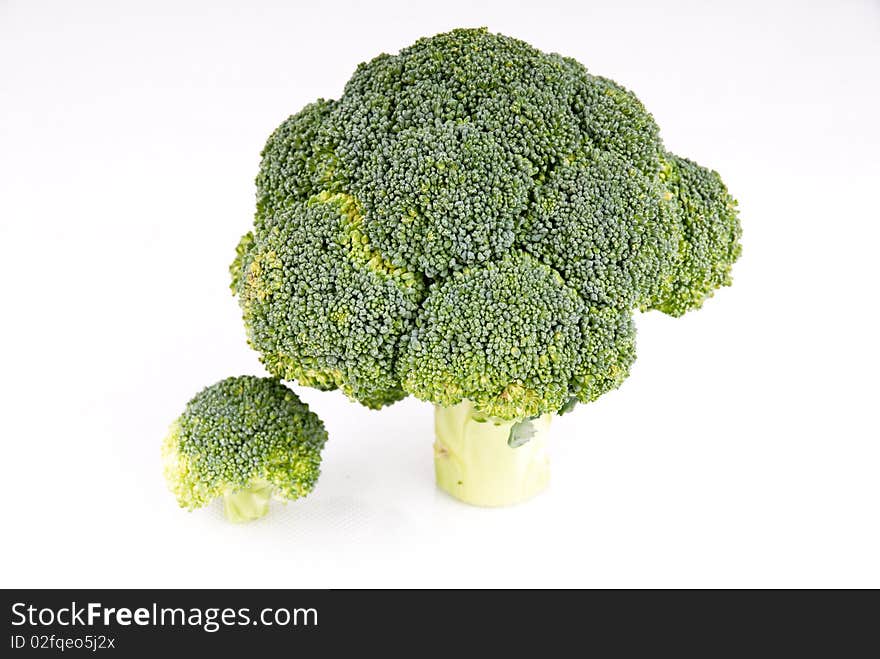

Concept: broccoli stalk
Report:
left=434, top=401, right=551, bottom=506
left=222, top=479, right=275, bottom=523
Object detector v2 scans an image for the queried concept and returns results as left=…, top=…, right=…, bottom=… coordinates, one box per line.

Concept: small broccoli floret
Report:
left=353, top=122, right=534, bottom=278
left=519, top=147, right=678, bottom=311
left=566, top=67, right=664, bottom=175
left=328, top=29, right=583, bottom=175
left=162, top=376, right=327, bottom=522
left=651, top=153, right=742, bottom=316
left=571, top=305, right=637, bottom=404
left=235, top=192, right=423, bottom=409
left=398, top=251, right=584, bottom=420
left=227, top=28, right=742, bottom=507
left=256, top=99, right=337, bottom=222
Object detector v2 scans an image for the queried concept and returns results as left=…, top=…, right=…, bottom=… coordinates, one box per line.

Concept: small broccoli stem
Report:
left=222, top=480, right=274, bottom=523
left=433, top=400, right=551, bottom=507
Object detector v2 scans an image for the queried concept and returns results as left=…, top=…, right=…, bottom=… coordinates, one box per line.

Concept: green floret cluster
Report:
left=519, top=147, right=677, bottom=311
left=653, top=153, right=742, bottom=316
left=231, top=27, right=742, bottom=420
left=398, top=252, right=585, bottom=419
left=162, top=376, right=327, bottom=514
left=232, top=192, right=423, bottom=409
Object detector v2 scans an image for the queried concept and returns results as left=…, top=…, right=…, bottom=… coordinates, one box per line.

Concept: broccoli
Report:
left=230, top=28, right=741, bottom=506
left=162, top=376, right=327, bottom=522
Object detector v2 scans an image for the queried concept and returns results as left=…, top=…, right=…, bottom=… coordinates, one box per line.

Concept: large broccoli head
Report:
left=231, top=28, right=741, bottom=419
left=162, top=376, right=327, bottom=522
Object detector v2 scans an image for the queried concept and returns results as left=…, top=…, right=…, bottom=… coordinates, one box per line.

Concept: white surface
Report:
left=1, top=0, right=879, bottom=588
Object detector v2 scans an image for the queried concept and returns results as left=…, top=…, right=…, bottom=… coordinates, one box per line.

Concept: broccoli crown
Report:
left=162, top=376, right=327, bottom=510
left=232, top=28, right=741, bottom=418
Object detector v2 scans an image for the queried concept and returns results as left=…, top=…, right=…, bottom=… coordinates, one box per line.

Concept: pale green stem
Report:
left=433, top=400, right=551, bottom=507
left=222, top=480, right=274, bottom=523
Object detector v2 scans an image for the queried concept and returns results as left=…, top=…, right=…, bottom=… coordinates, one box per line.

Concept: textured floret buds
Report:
left=162, top=376, right=327, bottom=521
left=231, top=28, right=741, bottom=416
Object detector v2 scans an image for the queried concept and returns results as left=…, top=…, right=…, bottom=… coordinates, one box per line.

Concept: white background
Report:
left=2, top=0, right=879, bottom=588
